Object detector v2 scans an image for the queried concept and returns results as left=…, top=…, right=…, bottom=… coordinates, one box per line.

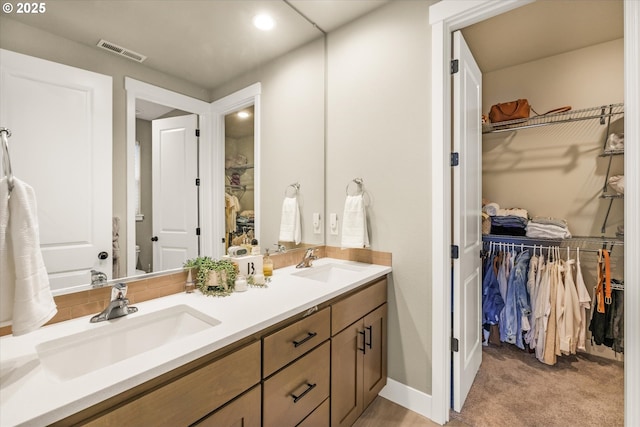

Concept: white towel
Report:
left=279, top=196, right=301, bottom=244
left=0, top=177, right=57, bottom=335
left=341, top=194, right=369, bottom=249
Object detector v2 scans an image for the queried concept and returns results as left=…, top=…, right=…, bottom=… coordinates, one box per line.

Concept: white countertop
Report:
left=0, top=258, right=391, bottom=427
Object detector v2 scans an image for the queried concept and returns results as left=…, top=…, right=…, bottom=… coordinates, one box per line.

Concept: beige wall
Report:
left=0, top=16, right=210, bottom=273
left=482, top=38, right=624, bottom=237
left=326, top=1, right=436, bottom=394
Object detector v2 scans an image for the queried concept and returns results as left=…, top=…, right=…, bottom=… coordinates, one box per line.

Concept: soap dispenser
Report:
left=263, top=249, right=274, bottom=277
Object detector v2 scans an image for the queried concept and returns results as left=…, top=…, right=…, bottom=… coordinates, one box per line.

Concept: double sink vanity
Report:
left=0, top=257, right=391, bottom=426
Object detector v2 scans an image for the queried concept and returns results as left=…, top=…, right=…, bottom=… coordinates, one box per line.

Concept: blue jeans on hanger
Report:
left=483, top=255, right=504, bottom=326
left=502, top=250, right=531, bottom=349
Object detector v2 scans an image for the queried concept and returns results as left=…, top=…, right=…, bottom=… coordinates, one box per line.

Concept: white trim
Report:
left=379, top=378, right=432, bottom=421
left=210, top=83, right=262, bottom=257
left=430, top=1, right=639, bottom=425
left=623, top=1, right=640, bottom=424
left=125, top=77, right=210, bottom=276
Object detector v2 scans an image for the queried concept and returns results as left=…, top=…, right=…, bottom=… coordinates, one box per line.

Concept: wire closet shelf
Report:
left=482, top=103, right=624, bottom=134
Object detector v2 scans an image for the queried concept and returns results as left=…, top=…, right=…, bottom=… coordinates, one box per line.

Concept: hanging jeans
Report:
left=501, top=250, right=531, bottom=349
left=483, top=254, right=504, bottom=326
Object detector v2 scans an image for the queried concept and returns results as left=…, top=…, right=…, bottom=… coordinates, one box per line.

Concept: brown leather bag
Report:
left=489, top=99, right=530, bottom=123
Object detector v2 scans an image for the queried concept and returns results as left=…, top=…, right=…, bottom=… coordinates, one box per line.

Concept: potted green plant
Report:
left=183, top=256, right=237, bottom=297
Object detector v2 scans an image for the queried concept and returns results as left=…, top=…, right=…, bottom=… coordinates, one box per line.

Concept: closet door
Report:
left=451, top=30, right=483, bottom=412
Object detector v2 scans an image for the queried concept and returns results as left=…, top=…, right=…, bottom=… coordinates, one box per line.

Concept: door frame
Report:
left=429, top=0, right=640, bottom=425
left=125, top=78, right=211, bottom=276
left=210, top=83, right=262, bottom=257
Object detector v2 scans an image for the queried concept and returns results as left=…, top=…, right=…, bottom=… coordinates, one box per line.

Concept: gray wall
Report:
left=326, top=1, right=436, bottom=394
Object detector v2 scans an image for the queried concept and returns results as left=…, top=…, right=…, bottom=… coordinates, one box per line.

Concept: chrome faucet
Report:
left=296, top=248, right=318, bottom=269
left=90, top=269, right=108, bottom=287
left=90, top=283, right=138, bottom=323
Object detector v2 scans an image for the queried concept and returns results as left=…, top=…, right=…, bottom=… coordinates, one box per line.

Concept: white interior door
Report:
left=152, top=114, right=198, bottom=271
left=0, top=49, right=112, bottom=292
left=452, top=30, right=483, bottom=412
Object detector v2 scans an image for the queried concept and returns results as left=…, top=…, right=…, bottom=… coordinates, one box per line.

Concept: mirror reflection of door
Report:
left=135, top=100, right=198, bottom=274
left=224, top=106, right=255, bottom=252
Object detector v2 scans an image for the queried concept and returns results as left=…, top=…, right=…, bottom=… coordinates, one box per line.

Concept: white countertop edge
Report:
left=0, top=258, right=392, bottom=427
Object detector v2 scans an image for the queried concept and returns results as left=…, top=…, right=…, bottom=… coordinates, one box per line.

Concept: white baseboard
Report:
left=378, top=377, right=435, bottom=423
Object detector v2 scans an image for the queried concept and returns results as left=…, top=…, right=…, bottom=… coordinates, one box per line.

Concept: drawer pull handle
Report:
left=291, top=382, right=317, bottom=403
left=359, top=330, right=366, bottom=354
left=366, top=325, right=373, bottom=349
left=293, top=331, right=317, bottom=348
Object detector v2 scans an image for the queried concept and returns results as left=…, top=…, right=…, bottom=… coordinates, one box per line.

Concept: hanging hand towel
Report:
left=0, top=177, right=57, bottom=335
left=279, top=196, right=301, bottom=244
left=341, top=194, right=369, bottom=249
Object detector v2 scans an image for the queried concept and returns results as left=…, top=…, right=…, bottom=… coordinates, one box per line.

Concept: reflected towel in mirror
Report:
left=279, top=196, right=301, bottom=244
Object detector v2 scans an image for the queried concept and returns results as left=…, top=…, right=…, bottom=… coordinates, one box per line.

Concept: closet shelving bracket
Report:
left=482, top=103, right=624, bottom=134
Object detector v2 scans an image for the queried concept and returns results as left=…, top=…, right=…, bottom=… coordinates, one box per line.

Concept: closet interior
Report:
left=466, top=1, right=625, bottom=367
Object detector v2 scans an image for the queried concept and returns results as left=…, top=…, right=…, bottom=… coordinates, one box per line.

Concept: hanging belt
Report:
left=596, top=249, right=612, bottom=313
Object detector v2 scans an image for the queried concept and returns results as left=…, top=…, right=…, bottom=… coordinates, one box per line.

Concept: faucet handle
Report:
left=111, top=283, right=128, bottom=301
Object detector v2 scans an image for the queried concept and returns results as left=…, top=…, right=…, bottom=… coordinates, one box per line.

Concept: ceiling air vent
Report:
left=96, top=39, right=146, bottom=63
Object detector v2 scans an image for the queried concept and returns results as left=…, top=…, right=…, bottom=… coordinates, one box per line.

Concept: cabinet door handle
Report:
left=293, top=331, right=317, bottom=348
left=366, top=325, right=373, bottom=349
left=291, top=382, right=317, bottom=403
left=359, top=330, right=366, bottom=354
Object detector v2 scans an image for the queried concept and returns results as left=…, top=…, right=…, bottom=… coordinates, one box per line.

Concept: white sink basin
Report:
left=36, top=305, right=220, bottom=382
left=292, top=262, right=366, bottom=283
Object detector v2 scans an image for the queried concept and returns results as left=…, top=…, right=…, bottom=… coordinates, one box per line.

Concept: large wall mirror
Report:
left=0, top=1, right=326, bottom=295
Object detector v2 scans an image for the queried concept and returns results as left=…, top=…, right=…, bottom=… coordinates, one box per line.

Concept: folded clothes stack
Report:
left=526, top=217, right=572, bottom=239
left=490, top=215, right=528, bottom=236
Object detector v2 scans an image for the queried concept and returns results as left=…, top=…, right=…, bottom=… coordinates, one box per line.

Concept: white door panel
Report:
left=452, top=31, right=483, bottom=412
left=152, top=115, right=198, bottom=271
left=0, top=49, right=112, bottom=291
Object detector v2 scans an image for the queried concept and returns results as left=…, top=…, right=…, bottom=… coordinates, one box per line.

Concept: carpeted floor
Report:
left=449, top=344, right=624, bottom=427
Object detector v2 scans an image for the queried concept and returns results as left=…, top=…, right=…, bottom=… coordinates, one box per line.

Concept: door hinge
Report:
left=196, top=227, right=201, bottom=236
left=451, top=337, right=459, bottom=352
left=450, top=152, right=459, bottom=166
left=195, top=178, right=200, bottom=186
left=451, top=245, right=459, bottom=259
left=450, top=59, right=459, bottom=74
left=195, top=129, right=200, bottom=137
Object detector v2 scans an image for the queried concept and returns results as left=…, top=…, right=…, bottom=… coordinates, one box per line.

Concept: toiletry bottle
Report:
left=185, top=269, right=195, bottom=293
left=235, top=275, right=248, bottom=292
left=251, top=238, right=261, bottom=255
left=263, top=249, right=273, bottom=277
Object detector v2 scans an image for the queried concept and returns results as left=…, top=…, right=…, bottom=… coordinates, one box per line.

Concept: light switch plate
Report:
left=330, top=213, right=338, bottom=235
left=313, top=212, right=321, bottom=234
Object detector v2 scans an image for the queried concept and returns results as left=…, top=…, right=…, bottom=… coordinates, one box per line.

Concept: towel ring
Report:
left=345, top=178, right=364, bottom=196
left=285, top=182, right=300, bottom=197
left=1, top=127, right=14, bottom=193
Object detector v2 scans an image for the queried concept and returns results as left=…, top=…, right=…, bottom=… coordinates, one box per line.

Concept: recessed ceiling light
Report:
left=253, top=14, right=275, bottom=31
left=237, top=111, right=250, bottom=119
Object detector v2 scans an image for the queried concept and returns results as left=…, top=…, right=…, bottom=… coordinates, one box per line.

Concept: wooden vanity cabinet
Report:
left=262, top=307, right=331, bottom=427
left=331, top=278, right=388, bottom=427
left=69, top=340, right=261, bottom=427
left=194, top=384, right=261, bottom=427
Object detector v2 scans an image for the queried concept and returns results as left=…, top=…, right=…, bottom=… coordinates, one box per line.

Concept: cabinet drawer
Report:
left=297, top=397, right=329, bottom=427
left=263, top=341, right=330, bottom=427
left=263, top=307, right=330, bottom=377
left=332, top=278, right=387, bottom=335
left=195, top=384, right=261, bottom=427
left=84, top=341, right=261, bottom=427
